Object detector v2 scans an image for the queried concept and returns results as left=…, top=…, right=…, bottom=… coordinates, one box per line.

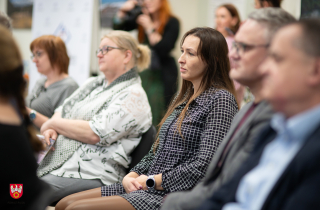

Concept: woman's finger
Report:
left=43, top=132, right=51, bottom=145
left=132, top=179, right=143, bottom=190
left=51, top=130, right=58, bottom=140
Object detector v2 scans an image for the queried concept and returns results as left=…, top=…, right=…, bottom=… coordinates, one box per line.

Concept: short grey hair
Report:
left=0, top=11, right=12, bottom=31
left=248, top=8, right=296, bottom=42
left=292, top=18, right=320, bottom=57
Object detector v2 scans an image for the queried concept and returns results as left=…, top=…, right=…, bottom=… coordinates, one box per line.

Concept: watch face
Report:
left=146, top=178, right=155, bottom=188
left=30, top=112, right=36, bottom=120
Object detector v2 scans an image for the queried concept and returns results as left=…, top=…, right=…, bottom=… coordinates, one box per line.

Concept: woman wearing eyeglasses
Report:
left=38, top=31, right=152, bottom=204
left=26, top=35, right=79, bottom=129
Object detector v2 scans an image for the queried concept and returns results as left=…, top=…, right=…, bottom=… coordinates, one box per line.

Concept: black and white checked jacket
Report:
left=101, top=87, right=238, bottom=210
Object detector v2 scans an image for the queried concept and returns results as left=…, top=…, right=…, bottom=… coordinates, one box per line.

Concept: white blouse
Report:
left=49, top=71, right=152, bottom=185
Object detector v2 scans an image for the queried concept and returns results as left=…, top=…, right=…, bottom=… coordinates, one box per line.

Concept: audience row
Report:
left=2, top=1, right=320, bottom=210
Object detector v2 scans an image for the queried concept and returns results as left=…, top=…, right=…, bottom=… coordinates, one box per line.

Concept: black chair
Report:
left=127, top=125, right=157, bottom=172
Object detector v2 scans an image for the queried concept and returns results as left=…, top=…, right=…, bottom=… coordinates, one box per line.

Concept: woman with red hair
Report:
left=26, top=35, right=78, bottom=128
left=113, top=0, right=180, bottom=126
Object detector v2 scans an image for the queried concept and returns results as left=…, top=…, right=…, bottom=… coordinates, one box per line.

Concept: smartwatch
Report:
left=146, top=175, right=156, bottom=190
left=29, top=110, right=37, bottom=121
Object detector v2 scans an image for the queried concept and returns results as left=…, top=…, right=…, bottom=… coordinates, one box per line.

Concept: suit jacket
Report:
left=198, top=121, right=320, bottom=210
left=161, top=101, right=274, bottom=210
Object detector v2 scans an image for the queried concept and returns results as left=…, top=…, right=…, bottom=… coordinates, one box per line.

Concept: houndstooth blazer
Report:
left=101, top=87, right=238, bottom=210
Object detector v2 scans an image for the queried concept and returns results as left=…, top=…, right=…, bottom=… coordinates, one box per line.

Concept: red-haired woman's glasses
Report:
left=31, top=51, right=44, bottom=59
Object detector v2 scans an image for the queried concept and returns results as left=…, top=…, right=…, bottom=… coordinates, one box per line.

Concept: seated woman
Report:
left=56, top=27, right=239, bottom=210
left=38, top=31, right=152, bottom=203
left=0, top=25, right=51, bottom=210
left=215, top=4, right=246, bottom=106
left=26, top=35, right=79, bottom=128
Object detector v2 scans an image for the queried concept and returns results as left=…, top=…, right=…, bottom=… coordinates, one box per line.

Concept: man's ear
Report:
left=308, top=58, right=320, bottom=87
left=124, top=50, right=133, bottom=64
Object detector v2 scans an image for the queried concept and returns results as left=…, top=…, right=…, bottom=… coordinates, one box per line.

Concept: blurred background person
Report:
left=0, top=25, right=51, bottom=210
left=254, top=0, right=283, bottom=8
left=113, top=0, right=180, bottom=126
left=26, top=35, right=79, bottom=129
left=215, top=4, right=252, bottom=107
left=38, top=30, right=152, bottom=203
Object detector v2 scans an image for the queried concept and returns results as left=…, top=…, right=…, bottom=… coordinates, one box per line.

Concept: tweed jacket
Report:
left=101, top=87, right=238, bottom=210
left=161, top=101, right=273, bottom=210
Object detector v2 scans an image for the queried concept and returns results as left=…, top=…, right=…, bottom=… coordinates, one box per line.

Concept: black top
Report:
left=113, top=16, right=180, bottom=106
left=0, top=123, right=51, bottom=210
left=113, top=16, right=179, bottom=59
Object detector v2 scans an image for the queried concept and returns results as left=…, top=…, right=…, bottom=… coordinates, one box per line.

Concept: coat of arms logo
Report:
left=10, top=184, right=23, bottom=199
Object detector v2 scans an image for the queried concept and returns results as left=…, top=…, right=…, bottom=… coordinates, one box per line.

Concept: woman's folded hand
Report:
left=122, top=175, right=143, bottom=193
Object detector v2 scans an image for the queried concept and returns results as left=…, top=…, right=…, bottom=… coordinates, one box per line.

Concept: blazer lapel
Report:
left=203, top=102, right=254, bottom=183
left=221, top=101, right=271, bottom=162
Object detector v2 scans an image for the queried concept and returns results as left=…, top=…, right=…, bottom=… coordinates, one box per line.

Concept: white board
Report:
left=30, top=0, right=94, bottom=92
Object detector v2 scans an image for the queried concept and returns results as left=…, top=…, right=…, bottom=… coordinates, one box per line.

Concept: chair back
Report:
left=127, top=125, right=156, bottom=172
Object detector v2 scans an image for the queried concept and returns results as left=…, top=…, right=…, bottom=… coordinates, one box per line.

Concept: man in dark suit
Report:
left=198, top=18, right=320, bottom=210
left=160, top=8, right=295, bottom=210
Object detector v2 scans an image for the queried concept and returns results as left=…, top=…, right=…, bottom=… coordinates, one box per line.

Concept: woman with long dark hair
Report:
left=114, top=0, right=180, bottom=125
left=56, top=27, right=238, bottom=210
left=0, top=25, right=50, bottom=210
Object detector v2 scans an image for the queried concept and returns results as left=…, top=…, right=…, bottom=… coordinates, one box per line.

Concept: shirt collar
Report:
left=271, top=104, right=320, bottom=141
left=103, top=67, right=138, bottom=89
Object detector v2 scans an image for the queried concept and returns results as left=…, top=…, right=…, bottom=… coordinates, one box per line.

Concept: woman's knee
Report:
left=64, top=200, right=90, bottom=210
left=55, top=194, right=77, bottom=210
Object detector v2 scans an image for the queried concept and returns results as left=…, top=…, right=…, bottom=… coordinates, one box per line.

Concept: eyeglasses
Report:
left=96, top=46, right=121, bottom=56
left=31, top=51, right=44, bottom=59
left=232, top=41, right=269, bottom=56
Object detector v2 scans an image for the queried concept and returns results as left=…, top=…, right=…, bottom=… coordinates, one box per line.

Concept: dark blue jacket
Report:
left=198, top=122, right=320, bottom=210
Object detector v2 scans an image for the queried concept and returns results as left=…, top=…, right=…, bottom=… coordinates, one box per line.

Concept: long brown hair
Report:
left=219, top=4, right=241, bottom=34
left=153, top=27, right=237, bottom=152
left=30, top=35, right=70, bottom=74
left=0, top=26, right=43, bottom=152
left=138, top=0, right=172, bottom=43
